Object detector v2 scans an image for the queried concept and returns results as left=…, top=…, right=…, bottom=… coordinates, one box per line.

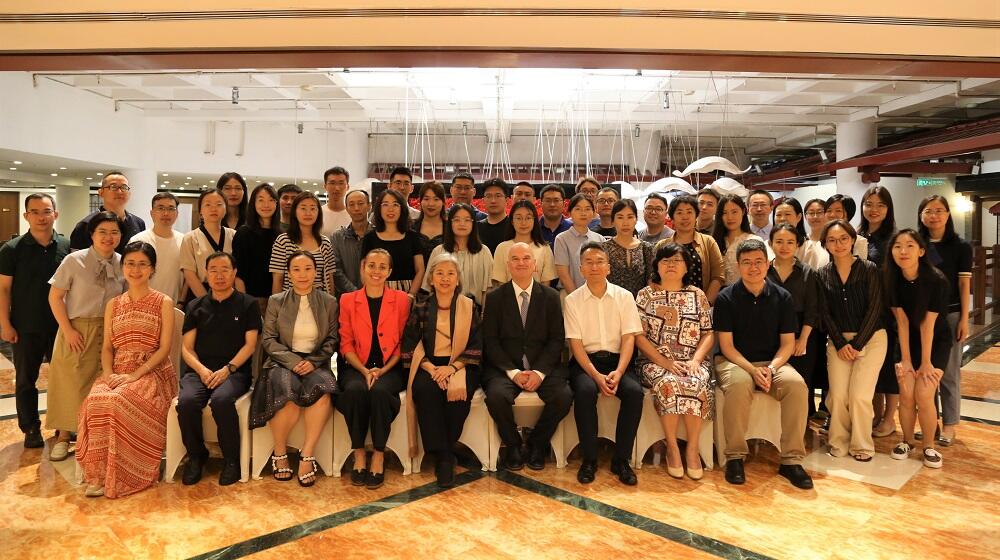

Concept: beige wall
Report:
left=1, top=2, right=997, bottom=60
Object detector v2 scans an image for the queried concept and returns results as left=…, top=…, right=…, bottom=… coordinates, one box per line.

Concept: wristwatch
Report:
left=226, top=362, right=237, bottom=374
left=766, top=365, right=776, bottom=375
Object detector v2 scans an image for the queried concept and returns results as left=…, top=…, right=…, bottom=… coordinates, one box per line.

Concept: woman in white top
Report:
left=491, top=200, right=557, bottom=285
left=825, top=194, right=868, bottom=259
left=801, top=198, right=831, bottom=270
left=711, top=194, right=771, bottom=286
left=179, top=189, right=242, bottom=302
left=427, top=203, right=493, bottom=305
left=250, top=250, right=338, bottom=487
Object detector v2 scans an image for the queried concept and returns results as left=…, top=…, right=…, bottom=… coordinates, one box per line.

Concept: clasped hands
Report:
left=424, top=362, right=467, bottom=402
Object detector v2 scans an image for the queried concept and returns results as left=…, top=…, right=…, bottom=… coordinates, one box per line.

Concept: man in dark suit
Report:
left=482, top=242, right=572, bottom=471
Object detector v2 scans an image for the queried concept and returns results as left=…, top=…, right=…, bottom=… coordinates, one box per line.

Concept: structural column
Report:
left=122, top=166, right=158, bottom=221
left=54, top=185, right=90, bottom=235
left=835, top=120, right=877, bottom=226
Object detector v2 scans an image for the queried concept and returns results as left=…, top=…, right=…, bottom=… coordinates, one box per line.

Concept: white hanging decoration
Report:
left=708, top=177, right=749, bottom=197
left=672, top=156, right=751, bottom=177
left=646, top=176, right=696, bottom=194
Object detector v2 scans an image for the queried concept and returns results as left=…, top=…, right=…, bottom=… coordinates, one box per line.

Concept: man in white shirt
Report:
left=320, top=166, right=352, bottom=237
left=386, top=166, right=421, bottom=221
left=481, top=243, right=572, bottom=471
left=748, top=189, right=774, bottom=240
left=564, top=241, right=644, bottom=486
left=130, top=192, right=184, bottom=302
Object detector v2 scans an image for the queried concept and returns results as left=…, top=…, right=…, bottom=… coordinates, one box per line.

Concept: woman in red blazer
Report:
left=337, top=248, right=412, bottom=489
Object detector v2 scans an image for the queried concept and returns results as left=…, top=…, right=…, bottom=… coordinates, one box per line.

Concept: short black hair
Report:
left=24, top=192, right=56, bottom=211
left=735, top=237, right=768, bottom=261
left=277, top=184, right=303, bottom=197
left=748, top=189, right=774, bottom=204
left=650, top=242, right=694, bottom=286
left=611, top=198, right=638, bottom=220
left=567, top=193, right=594, bottom=214
left=87, top=211, right=123, bottom=237
left=389, top=166, right=413, bottom=182
left=645, top=192, right=668, bottom=210
left=345, top=188, right=370, bottom=202
left=324, top=166, right=350, bottom=183
left=451, top=171, right=475, bottom=184
left=697, top=187, right=720, bottom=202
left=825, top=194, right=857, bottom=221
left=539, top=184, right=565, bottom=200
left=597, top=186, right=620, bottom=199
left=205, top=251, right=237, bottom=269
left=285, top=249, right=317, bottom=271
left=122, top=241, right=157, bottom=268
left=151, top=192, right=179, bottom=207
left=481, top=177, right=508, bottom=196
left=668, top=194, right=699, bottom=219
left=579, top=240, right=607, bottom=258
left=100, top=171, right=128, bottom=188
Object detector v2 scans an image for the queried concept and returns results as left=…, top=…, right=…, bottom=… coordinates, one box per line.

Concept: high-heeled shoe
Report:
left=686, top=466, right=704, bottom=481
left=666, top=463, right=684, bottom=479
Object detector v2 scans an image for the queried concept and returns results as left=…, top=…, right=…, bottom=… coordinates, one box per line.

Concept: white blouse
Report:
left=290, top=295, right=318, bottom=354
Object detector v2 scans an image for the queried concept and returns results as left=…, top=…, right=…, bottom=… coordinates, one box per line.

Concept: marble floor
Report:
left=1, top=331, right=999, bottom=559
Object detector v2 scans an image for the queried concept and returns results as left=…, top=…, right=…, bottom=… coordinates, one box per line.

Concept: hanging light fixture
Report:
left=634, top=124, right=641, bottom=138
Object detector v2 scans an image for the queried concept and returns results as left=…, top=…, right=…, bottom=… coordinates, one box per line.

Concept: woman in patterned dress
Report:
left=634, top=242, right=714, bottom=481
left=77, top=241, right=177, bottom=498
left=603, top=199, right=655, bottom=297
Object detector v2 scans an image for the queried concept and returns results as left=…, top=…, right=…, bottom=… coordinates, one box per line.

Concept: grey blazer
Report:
left=261, top=289, right=339, bottom=371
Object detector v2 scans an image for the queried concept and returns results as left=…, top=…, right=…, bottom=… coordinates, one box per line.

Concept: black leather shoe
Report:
left=218, top=461, right=241, bottom=486
left=725, top=459, right=745, bottom=485
left=181, top=455, right=206, bottom=485
left=526, top=445, right=546, bottom=471
left=24, top=429, right=44, bottom=449
left=366, top=470, right=385, bottom=490
left=435, top=458, right=455, bottom=488
left=504, top=445, right=524, bottom=471
left=577, top=460, right=597, bottom=484
left=778, top=464, right=814, bottom=490
left=350, top=468, right=368, bottom=486
left=610, top=459, right=638, bottom=486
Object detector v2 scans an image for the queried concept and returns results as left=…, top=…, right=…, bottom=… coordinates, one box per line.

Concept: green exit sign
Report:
left=916, top=177, right=948, bottom=187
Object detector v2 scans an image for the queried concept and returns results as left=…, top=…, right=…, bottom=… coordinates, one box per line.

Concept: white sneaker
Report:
left=890, top=442, right=912, bottom=461
left=922, top=448, right=943, bottom=469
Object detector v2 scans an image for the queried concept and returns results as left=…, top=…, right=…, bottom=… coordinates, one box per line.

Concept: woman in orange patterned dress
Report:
left=77, top=241, right=177, bottom=498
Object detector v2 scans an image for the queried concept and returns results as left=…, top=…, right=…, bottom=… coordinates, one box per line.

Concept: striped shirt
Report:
left=268, top=233, right=336, bottom=294
left=817, top=256, right=883, bottom=351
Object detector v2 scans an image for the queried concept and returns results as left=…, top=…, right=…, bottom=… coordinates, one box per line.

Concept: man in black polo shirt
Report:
left=0, top=193, right=71, bottom=448
left=713, top=238, right=813, bottom=490
left=177, top=252, right=261, bottom=486
left=477, top=177, right=511, bottom=254
left=70, top=171, right=146, bottom=253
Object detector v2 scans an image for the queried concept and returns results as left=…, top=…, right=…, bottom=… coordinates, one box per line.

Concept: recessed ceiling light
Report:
left=186, top=176, right=192, bottom=180
left=8, top=167, right=15, bottom=170
left=164, top=181, right=170, bottom=184
left=160, top=184, right=166, bottom=188
left=13, top=160, right=22, bottom=164
left=162, top=173, right=169, bottom=177
left=312, top=182, right=318, bottom=186
left=184, top=182, right=189, bottom=185
left=86, top=177, right=93, bottom=180
left=50, top=173, right=58, bottom=177
left=49, top=184, right=55, bottom=187
left=59, top=167, right=67, bottom=170
left=96, top=172, right=103, bottom=176
left=10, top=180, right=16, bottom=184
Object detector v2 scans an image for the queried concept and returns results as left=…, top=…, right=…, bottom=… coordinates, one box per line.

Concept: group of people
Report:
left=0, top=165, right=971, bottom=498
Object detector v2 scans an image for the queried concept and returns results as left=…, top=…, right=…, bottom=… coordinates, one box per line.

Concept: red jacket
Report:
left=339, top=288, right=411, bottom=364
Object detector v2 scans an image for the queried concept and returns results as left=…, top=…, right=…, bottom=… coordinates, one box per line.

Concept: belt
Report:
left=589, top=351, right=619, bottom=360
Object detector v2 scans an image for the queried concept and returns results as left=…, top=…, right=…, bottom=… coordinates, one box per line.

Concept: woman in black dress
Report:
left=884, top=229, right=951, bottom=469
left=233, top=183, right=279, bottom=315
left=362, top=189, right=425, bottom=296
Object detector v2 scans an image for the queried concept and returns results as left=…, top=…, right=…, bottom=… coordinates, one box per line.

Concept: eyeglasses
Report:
left=922, top=209, right=948, bottom=217
left=805, top=211, right=824, bottom=218
left=26, top=210, right=55, bottom=217
left=153, top=206, right=177, bottom=213
left=738, top=259, right=767, bottom=269
left=103, top=185, right=130, bottom=192
left=381, top=202, right=401, bottom=209
left=541, top=198, right=563, bottom=205
left=644, top=207, right=666, bottom=213
left=123, top=262, right=152, bottom=269
left=862, top=202, right=887, bottom=210
left=483, top=193, right=506, bottom=200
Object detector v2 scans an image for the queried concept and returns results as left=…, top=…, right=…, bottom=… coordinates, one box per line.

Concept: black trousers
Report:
left=483, top=374, right=572, bottom=449
left=12, top=331, right=56, bottom=433
left=411, top=357, right=479, bottom=460
left=176, top=371, right=252, bottom=463
left=788, top=324, right=822, bottom=417
left=335, top=363, right=405, bottom=451
left=569, top=353, right=643, bottom=463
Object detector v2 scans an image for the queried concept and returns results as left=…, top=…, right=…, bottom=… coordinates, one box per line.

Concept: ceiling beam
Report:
left=827, top=132, right=1000, bottom=171
left=862, top=162, right=974, bottom=175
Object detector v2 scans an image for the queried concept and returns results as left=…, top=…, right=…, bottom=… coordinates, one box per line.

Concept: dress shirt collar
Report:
left=582, top=280, right=611, bottom=300
left=512, top=279, right=534, bottom=300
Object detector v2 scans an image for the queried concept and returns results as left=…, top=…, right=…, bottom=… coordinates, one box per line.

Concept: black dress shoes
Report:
left=577, top=460, right=597, bottom=484
left=219, top=460, right=241, bottom=486
left=181, top=455, right=206, bottom=485
left=725, top=459, right=746, bottom=485
left=504, top=445, right=524, bottom=471
left=611, top=459, right=638, bottom=486
left=526, top=445, right=546, bottom=471
left=435, top=457, right=456, bottom=488
left=350, top=468, right=368, bottom=486
left=365, top=470, right=385, bottom=490
left=778, top=464, right=814, bottom=490
left=24, top=429, right=44, bottom=449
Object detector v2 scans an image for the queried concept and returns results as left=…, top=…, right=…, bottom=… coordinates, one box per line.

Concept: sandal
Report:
left=853, top=453, right=874, bottom=462
left=298, top=455, right=318, bottom=487
left=271, top=453, right=293, bottom=481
